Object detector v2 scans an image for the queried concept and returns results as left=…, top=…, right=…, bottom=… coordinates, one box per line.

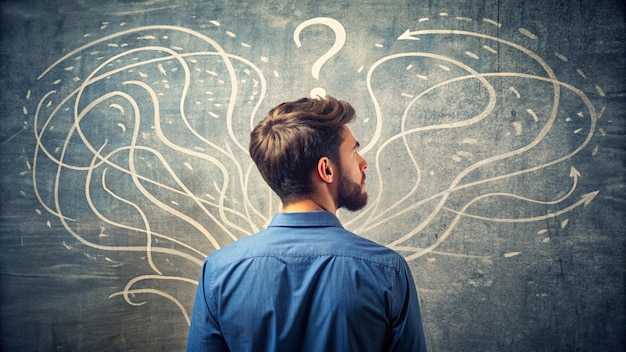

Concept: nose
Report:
left=359, top=154, right=368, bottom=171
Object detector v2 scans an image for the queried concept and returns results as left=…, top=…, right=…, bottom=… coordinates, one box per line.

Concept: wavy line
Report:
left=351, top=53, right=497, bottom=230
left=109, top=274, right=197, bottom=326
left=383, top=71, right=597, bottom=249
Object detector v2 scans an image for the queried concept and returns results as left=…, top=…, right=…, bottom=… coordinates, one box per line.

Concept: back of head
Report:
left=249, top=96, right=356, bottom=203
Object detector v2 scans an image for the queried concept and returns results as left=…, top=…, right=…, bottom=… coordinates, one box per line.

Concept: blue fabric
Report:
left=187, top=211, right=426, bottom=351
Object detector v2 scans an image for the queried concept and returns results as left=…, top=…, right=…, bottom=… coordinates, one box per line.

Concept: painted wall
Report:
left=1, top=0, right=624, bottom=350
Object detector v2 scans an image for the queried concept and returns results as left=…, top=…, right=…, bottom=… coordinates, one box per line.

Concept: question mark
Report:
left=294, top=17, right=346, bottom=98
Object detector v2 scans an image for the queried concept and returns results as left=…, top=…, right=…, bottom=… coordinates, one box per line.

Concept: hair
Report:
left=249, top=95, right=356, bottom=203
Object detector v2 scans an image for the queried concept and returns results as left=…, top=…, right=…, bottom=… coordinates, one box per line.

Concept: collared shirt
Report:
left=187, top=211, right=426, bottom=351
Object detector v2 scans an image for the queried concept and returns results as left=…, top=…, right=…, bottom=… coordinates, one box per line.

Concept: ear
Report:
left=316, top=157, right=334, bottom=184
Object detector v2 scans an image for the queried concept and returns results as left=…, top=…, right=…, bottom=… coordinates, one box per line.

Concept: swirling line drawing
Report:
left=350, top=16, right=602, bottom=262
left=30, top=25, right=273, bottom=322
left=26, top=14, right=604, bottom=326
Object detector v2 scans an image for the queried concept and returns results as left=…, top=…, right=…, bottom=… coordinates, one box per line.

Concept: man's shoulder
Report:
left=205, top=224, right=405, bottom=271
left=330, top=230, right=406, bottom=267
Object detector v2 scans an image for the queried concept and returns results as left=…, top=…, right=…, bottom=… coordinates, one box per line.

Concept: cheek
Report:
left=349, top=160, right=363, bottom=178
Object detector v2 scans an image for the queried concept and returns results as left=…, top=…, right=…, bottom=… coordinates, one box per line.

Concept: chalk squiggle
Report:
left=31, top=25, right=271, bottom=322
left=349, top=22, right=601, bottom=261
left=27, top=17, right=604, bottom=328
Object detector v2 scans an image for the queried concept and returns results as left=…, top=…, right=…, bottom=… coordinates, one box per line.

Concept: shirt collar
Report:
left=268, top=211, right=344, bottom=228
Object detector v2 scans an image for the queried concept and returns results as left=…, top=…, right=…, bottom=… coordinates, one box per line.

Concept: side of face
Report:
left=336, top=125, right=368, bottom=211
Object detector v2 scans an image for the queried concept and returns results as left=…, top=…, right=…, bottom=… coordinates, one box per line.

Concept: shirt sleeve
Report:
left=186, top=259, right=230, bottom=352
left=389, top=257, right=427, bottom=351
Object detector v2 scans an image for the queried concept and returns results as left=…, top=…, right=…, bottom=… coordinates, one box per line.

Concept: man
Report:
left=187, top=96, right=427, bottom=351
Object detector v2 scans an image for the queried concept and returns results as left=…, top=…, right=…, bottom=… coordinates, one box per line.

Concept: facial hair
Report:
left=337, top=171, right=367, bottom=211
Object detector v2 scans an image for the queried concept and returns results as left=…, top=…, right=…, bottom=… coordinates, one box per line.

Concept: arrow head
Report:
left=581, top=191, right=599, bottom=206
left=569, top=166, right=581, bottom=178
left=398, top=29, right=420, bottom=41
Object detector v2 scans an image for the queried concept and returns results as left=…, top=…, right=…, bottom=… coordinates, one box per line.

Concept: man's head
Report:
left=249, top=96, right=367, bottom=210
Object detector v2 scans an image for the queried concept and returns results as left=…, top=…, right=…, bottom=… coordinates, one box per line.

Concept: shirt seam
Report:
left=210, top=253, right=401, bottom=273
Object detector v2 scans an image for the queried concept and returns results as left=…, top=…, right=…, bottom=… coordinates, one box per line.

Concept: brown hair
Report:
left=249, top=96, right=356, bottom=203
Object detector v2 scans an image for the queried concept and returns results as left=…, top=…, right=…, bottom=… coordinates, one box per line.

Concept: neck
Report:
left=282, top=198, right=336, bottom=214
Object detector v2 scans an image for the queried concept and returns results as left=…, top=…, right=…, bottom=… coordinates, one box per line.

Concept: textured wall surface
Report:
left=1, top=0, right=624, bottom=350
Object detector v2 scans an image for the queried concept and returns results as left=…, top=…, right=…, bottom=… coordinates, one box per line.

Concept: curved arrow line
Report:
left=367, top=70, right=596, bottom=247
left=400, top=190, right=598, bottom=261
left=362, top=29, right=563, bottom=234
left=350, top=53, right=497, bottom=229
left=366, top=56, right=497, bottom=227
left=443, top=190, right=598, bottom=223
left=436, top=165, right=582, bottom=224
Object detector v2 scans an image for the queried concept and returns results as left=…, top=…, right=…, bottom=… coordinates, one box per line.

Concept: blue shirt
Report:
left=187, top=211, right=426, bottom=351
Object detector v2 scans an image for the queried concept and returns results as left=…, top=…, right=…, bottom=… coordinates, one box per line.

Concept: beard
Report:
left=337, top=171, right=367, bottom=211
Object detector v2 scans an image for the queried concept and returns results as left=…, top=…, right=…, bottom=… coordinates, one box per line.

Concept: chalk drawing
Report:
left=350, top=18, right=603, bottom=263
left=25, top=13, right=603, bottom=326
left=293, top=17, right=347, bottom=98
left=30, top=25, right=271, bottom=322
